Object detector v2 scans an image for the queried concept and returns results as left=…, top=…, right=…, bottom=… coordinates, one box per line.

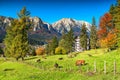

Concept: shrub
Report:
left=62, top=48, right=67, bottom=54
left=55, top=47, right=67, bottom=55
left=35, top=47, right=45, bottom=55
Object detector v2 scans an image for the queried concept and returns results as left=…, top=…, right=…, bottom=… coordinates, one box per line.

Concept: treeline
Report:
left=45, top=29, right=74, bottom=55
left=45, top=17, right=97, bottom=55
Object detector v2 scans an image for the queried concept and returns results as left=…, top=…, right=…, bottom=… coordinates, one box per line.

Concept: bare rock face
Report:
left=28, top=17, right=61, bottom=45
left=0, top=16, right=13, bottom=30
left=29, top=17, right=43, bottom=31
left=0, top=16, right=13, bottom=42
left=52, top=18, right=91, bottom=36
left=0, top=16, right=60, bottom=44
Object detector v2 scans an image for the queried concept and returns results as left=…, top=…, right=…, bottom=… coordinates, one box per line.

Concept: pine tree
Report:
left=109, top=0, right=120, bottom=49
left=17, top=7, right=30, bottom=18
left=114, top=0, right=120, bottom=48
left=80, top=23, right=88, bottom=50
left=45, top=44, right=50, bottom=55
left=61, top=30, right=66, bottom=39
left=59, top=28, right=74, bottom=53
left=50, top=36, right=58, bottom=54
left=109, top=4, right=115, bottom=16
left=66, top=28, right=74, bottom=52
left=0, top=46, right=3, bottom=55
left=90, top=17, right=97, bottom=49
left=4, top=7, right=31, bottom=60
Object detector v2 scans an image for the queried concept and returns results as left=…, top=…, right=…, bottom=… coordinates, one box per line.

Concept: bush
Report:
left=55, top=47, right=67, bottom=55
left=35, top=47, right=45, bottom=55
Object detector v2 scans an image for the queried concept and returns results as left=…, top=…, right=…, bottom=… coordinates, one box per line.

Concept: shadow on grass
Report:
left=4, top=68, right=15, bottom=71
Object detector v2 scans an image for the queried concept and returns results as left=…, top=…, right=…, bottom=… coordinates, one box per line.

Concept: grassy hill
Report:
left=0, top=49, right=120, bottom=80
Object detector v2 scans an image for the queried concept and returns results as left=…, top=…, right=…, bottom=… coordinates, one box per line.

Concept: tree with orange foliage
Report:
left=98, top=13, right=113, bottom=39
left=98, top=13, right=117, bottom=51
left=99, top=31, right=117, bottom=51
left=35, top=47, right=45, bottom=55
left=106, top=32, right=117, bottom=49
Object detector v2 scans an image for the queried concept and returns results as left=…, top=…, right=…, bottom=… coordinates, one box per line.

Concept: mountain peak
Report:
left=54, top=18, right=75, bottom=24
left=52, top=18, right=91, bottom=36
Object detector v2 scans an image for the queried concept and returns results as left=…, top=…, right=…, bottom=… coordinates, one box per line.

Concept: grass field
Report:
left=0, top=49, right=120, bottom=80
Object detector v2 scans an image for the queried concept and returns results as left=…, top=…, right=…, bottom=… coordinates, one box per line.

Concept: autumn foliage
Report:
left=98, top=13, right=117, bottom=50
left=99, top=32, right=117, bottom=49
left=35, top=47, right=45, bottom=55
left=98, top=13, right=113, bottom=39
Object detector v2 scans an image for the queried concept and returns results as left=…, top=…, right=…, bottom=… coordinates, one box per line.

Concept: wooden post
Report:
left=114, top=60, right=116, bottom=75
left=86, top=67, right=89, bottom=73
left=104, top=61, right=106, bottom=74
left=70, top=67, right=71, bottom=71
left=94, top=61, right=96, bottom=73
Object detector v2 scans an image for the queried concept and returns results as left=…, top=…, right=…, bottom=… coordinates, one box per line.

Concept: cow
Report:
left=76, top=60, right=85, bottom=66
left=58, top=57, right=63, bottom=60
left=36, top=59, right=41, bottom=62
left=54, top=63, right=59, bottom=68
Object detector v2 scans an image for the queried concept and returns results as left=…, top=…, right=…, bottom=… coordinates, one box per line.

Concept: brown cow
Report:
left=76, top=60, right=85, bottom=66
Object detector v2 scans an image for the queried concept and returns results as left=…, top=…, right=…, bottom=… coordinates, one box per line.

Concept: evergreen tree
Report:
left=0, top=46, right=3, bottom=55
left=4, top=7, right=31, bottom=60
left=80, top=23, right=88, bottom=50
left=114, top=0, right=120, bottom=48
left=59, top=39, right=66, bottom=48
left=17, top=7, right=30, bottom=18
left=45, top=44, right=50, bottom=55
left=109, top=4, right=115, bottom=16
left=50, top=36, right=58, bottom=54
left=110, top=0, right=120, bottom=49
left=61, top=30, right=66, bottom=39
left=59, top=28, right=74, bottom=53
left=66, top=28, right=74, bottom=52
left=90, top=17, right=97, bottom=49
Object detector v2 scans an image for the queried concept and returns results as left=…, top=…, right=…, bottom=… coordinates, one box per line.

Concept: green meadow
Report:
left=0, top=49, right=120, bottom=80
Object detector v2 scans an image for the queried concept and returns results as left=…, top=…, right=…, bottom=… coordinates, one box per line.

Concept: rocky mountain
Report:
left=28, top=17, right=61, bottom=45
left=0, top=16, right=14, bottom=42
left=0, top=16, right=60, bottom=44
left=52, top=18, right=91, bottom=36
left=0, top=16, right=91, bottom=45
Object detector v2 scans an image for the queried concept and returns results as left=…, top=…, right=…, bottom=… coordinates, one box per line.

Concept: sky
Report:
left=0, top=0, right=116, bottom=25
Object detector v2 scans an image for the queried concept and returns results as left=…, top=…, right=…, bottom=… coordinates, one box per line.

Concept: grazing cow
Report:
left=54, top=63, right=59, bottom=68
left=76, top=60, right=85, bottom=66
left=58, top=57, right=63, bottom=60
left=36, top=59, right=41, bottom=62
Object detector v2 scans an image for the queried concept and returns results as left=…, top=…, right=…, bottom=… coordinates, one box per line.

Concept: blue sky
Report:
left=0, top=0, right=116, bottom=25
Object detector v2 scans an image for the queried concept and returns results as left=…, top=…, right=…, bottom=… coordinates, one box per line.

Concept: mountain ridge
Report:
left=0, top=16, right=91, bottom=44
left=52, top=18, right=91, bottom=36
